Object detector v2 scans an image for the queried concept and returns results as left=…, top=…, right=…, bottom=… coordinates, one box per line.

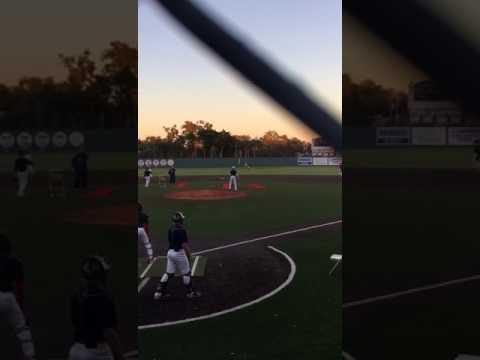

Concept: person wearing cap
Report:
left=68, top=255, right=125, bottom=360
left=154, top=212, right=201, bottom=300
left=72, top=149, right=89, bottom=189
left=143, top=167, right=153, bottom=188
left=168, top=166, right=176, bottom=185
left=228, top=166, right=238, bottom=191
left=14, top=150, right=34, bottom=197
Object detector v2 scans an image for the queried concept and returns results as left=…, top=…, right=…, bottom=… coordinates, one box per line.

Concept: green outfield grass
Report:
left=343, top=171, right=480, bottom=358
left=345, top=146, right=477, bottom=168
left=139, top=165, right=340, bottom=177
left=138, top=173, right=342, bottom=359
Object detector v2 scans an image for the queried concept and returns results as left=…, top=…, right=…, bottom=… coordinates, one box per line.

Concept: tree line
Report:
left=343, top=73, right=408, bottom=126
left=0, top=42, right=137, bottom=131
left=138, top=121, right=310, bottom=158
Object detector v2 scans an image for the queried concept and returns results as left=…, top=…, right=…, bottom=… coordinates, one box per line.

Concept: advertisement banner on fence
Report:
left=448, top=127, right=480, bottom=145
left=313, top=157, right=328, bottom=166
left=327, top=157, right=343, bottom=166
left=297, top=156, right=313, bottom=166
left=376, top=127, right=410, bottom=145
left=411, top=127, right=446, bottom=145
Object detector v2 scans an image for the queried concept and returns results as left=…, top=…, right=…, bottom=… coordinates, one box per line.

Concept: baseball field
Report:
left=138, top=165, right=342, bottom=360
left=343, top=166, right=480, bottom=359
left=0, top=152, right=138, bottom=359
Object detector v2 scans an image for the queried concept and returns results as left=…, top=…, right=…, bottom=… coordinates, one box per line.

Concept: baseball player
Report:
left=154, top=212, right=201, bottom=300
left=68, top=255, right=125, bottom=360
left=228, top=166, right=238, bottom=191
left=72, top=150, right=89, bottom=189
left=14, top=150, right=34, bottom=197
left=143, top=167, right=153, bottom=188
left=168, top=166, right=176, bottom=184
left=138, top=203, right=154, bottom=263
left=0, top=234, right=36, bottom=360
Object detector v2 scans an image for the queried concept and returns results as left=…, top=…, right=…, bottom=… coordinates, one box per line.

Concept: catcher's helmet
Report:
left=81, top=255, right=110, bottom=281
left=172, top=211, right=185, bottom=223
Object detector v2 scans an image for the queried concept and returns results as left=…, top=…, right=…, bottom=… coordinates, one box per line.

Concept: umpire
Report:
left=72, top=149, right=89, bottom=189
left=168, top=166, right=176, bottom=185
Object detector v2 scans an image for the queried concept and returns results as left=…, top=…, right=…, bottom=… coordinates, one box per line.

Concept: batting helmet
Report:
left=172, top=211, right=185, bottom=223
left=81, top=255, right=110, bottom=281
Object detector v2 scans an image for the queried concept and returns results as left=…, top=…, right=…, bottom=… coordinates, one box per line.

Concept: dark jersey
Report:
left=144, top=169, right=152, bottom=177
left=230, top=169, right=237, bottom=176
left=168, top=224, right=188, bottom=251
left=14, top=157, right=33, bottom=172
left=71, top=290, right=117, bottom=348
left=0, top=256, right=23, bottom=292
left=138, top=211, right=149, bottom=228
left=168, top=168, right=176, bottom=177
left=72, top=152, right=88, bottom=172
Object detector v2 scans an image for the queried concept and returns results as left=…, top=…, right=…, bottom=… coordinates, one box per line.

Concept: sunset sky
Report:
left=1, top=0, right=136, bottom=86
left=139, top=0, right=341, bottom=141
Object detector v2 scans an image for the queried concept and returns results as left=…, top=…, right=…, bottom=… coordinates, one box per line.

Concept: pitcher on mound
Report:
left=154, top=212, right=201, bottom=300
left=228, top=166, right=238, bottom=191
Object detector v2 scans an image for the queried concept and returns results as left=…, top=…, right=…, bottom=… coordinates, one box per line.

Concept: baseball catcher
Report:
left=154, top=212, right=201, bottom=300
left=0, top=234, right=36, bottom=360
left=138, top=203, right=154, bottom=263
left=68, top=255, right=125, bottom=360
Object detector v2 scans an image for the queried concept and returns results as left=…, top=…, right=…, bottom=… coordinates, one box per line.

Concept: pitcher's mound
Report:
left=165, top=189, right=247, bottom=201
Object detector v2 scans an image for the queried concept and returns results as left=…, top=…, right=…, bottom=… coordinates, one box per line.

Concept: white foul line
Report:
left=138, top=277, right=151, bottom=293
left=191, top=256, right=200, bottom=276
left=124, top=350, right=139, bottom=359
left=140, top=258, right=157, bottom=279
left=342, top=351, right=356, bottom=360
left=137, top=219, right=341, bottom=293
left=193, top=220, right=342, bottom=256
left=343, top=273, right=480, bottom=308
left=138, top=246, right=296, bottom=330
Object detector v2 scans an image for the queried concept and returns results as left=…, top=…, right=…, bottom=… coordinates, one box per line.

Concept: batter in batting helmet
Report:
left=172, top=211, right=185, bottom=223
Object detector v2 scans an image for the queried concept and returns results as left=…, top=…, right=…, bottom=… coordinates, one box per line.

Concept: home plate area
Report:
left=139, top=255, right=208, bottom=279
left=138, top=246, right=291, bottom=327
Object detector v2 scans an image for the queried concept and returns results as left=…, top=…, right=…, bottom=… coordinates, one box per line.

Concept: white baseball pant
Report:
left=228, top=175, right=238, bottom=191
left=166, top=249, right=190, bottom=275
left=0, top=291, right=35, bottom=360
left=17, top=171, right=29, bottom=197
left=144, top=175, right=151, bottom=187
